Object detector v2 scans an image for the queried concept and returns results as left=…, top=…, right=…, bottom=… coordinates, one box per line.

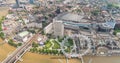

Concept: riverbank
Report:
left=16, top=51, right=120, bottom=63
left=17, top=52, right=81, bottom=63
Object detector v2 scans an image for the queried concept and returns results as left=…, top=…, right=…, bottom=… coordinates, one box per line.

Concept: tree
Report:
left=32, top=42, right=39, bottom=47
left=52, top=50, right=58, bottom=54
left=107, top=4, right=114, bottom=9
left=32, top=47, right=38, bottom=53
left=55, top=50, right=58, bottom=54
left=41, top=30, right=45, bottom=35
left=46, top=49, right=49, bottom=54
left=91, top=10, right=100, bottom=16
left=30, top=48, right=34, bottom=52
left=17, top=43, right=22, bottom=46
left=107, top=3, right=119, bottom=9
left=46, top=34, right=52, bottom=39
left=0, top=32, right=4, bottom=39
left=28, top=29, right=36, bottom=33
left=67, top=38, right=73, bottom=46
left=0, top=26, right=2, bottom=31
left=60, top=50, right=63, bottom=55
left=58, top=37, right=64, bottom=42
left=0, top=16, right=5, bottom=22
left=8, top=39, right=17, bottom=47
left=44, top=16, right=48, bottom=20
left=42, top=21, right=48, bottom=28
left=39, top=49, right=42, bottom=54
left=113, top=31, right=117, bottom=35
left=49, top=50, right=52, bottom=54
left=43, top=49, right=47, bottom=53
left=48, top=14, right=52, bottom=17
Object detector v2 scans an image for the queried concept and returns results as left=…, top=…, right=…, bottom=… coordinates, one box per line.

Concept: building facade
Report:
left=44, top=23, right=53, bottom=34
left=15, top=0, right=20, bottom=7
left=53, top=19, right=64, bottom=37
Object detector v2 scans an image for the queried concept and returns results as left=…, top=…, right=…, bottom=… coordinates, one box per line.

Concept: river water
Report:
left=83, top=56, right=120, bottom=63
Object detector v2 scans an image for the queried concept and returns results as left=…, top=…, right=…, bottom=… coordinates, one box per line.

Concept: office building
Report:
left=29, top=0, right=34, bottom=4
left=53, top=20, right=64, bottom=37
left=15, top=0, right=20, bottom=7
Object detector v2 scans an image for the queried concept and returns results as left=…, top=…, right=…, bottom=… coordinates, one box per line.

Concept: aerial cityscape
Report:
left=0, top=0, right=120, bottom=63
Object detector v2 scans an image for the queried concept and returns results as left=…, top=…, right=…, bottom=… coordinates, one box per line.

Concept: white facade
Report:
left=53, top=19, right=64, bottom=37
left=14, top=31, right=32, bottom=42
left=44, top=23, right=53, bottom=34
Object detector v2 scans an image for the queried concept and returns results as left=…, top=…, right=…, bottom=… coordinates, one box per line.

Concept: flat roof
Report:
left=18, top=31, right=29, bottom=37
left=55, top=13, right=88, bottom=22
left=105, top=20, right=116, bottom=28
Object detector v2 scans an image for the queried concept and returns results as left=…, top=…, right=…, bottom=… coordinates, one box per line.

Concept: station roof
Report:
left=55, top=13, right=88, bottom=23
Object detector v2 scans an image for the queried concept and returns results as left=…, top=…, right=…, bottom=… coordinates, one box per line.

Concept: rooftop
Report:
left=18, top=31, right=29, bottom=38
left=55, top=13, right=88, bottom=23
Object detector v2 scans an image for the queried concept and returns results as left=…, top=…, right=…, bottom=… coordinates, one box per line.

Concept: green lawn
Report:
left=45, top=41, right=52, bottom=49
left=64, top=38, right=73, bottom=47
left=52, top=41, right=60, bottom=49
left=64, top=47, right=71, bottom=53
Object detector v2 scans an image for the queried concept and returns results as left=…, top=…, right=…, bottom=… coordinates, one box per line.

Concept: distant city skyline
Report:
left=15, top=0, right=20, bottom=7
left=29, top=0, right=34, bottom=4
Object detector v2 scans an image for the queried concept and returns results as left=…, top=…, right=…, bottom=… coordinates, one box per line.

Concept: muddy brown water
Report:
left=83, top=56, right=120, bottom=63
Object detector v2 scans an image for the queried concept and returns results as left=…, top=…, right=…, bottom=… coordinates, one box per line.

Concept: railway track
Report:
left=2, top=33, right=39, bottom=63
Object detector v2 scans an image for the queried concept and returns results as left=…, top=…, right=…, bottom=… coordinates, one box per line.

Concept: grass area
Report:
left=45, top=41, right=52, bottom=49
left=17, top=52, right=81, bottom=63
left=114, top=3, right=120, bottom=7
left=45, top=39, right=60, bottom=49
left=64, top=46, right=71, bottom=53
left=64, top=41, right=73, bottom=47
left=113, top=29, right=120, bottom=35
left=0, top=43, right=15, bottom=62
left=52, top=40, right=60, bottom=49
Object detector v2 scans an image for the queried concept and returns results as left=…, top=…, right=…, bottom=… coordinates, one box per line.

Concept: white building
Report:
left=44, top=23, right=53, bottom=34
left=14, top=31, right=32, bottom=42
left=53, top=20, right=64, bottom=37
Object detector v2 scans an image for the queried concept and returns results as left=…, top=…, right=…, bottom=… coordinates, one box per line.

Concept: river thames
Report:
left=84, top=56, right=120, bottom=63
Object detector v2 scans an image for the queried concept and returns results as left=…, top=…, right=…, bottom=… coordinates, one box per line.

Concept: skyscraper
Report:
left=53, top=20, right=64, bottom=37
left=29, top=0, right=34, bottom=4
left=15, top=0, right=20, bottom=7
